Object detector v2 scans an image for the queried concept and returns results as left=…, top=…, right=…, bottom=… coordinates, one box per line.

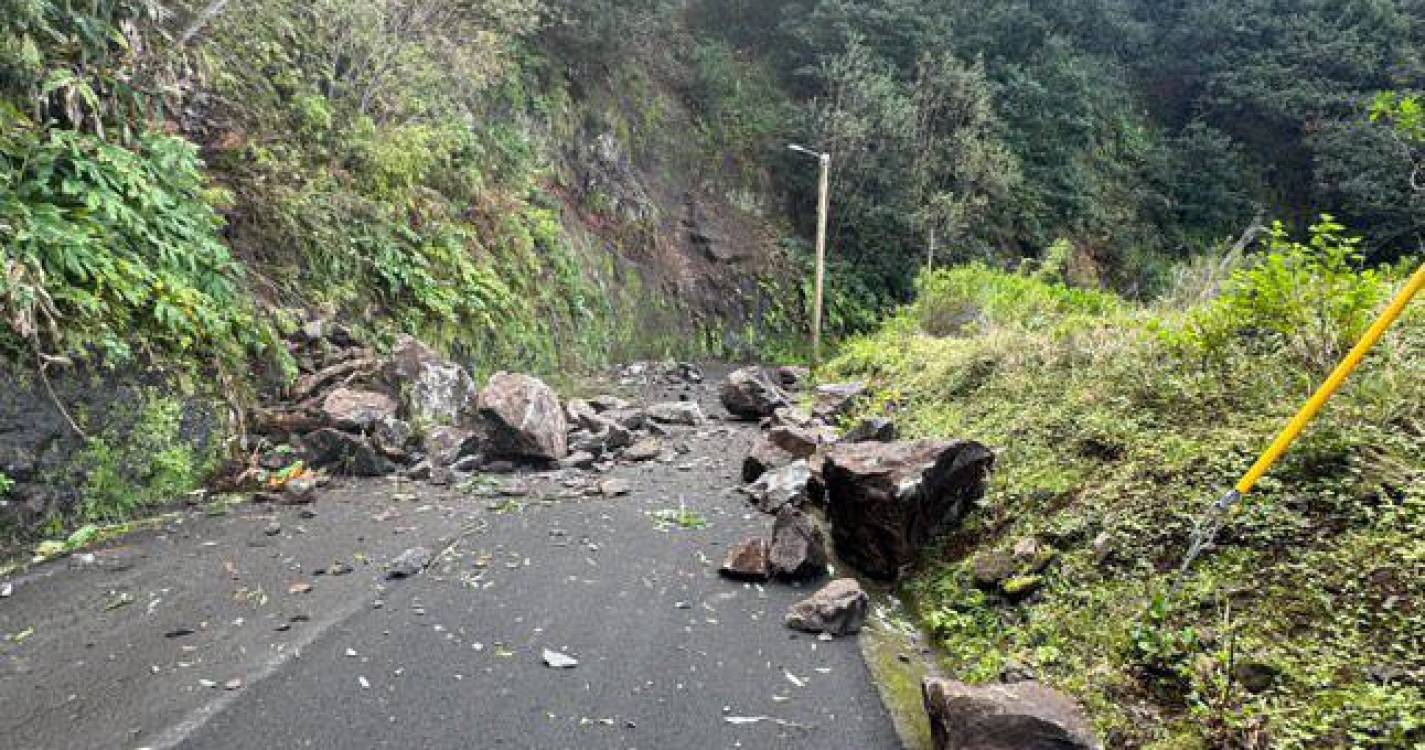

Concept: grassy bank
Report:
left=827, top=222, right=1423, bottom=748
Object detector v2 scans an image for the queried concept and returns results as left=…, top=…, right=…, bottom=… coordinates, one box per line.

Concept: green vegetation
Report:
left=829, top=229, right=1423, bottom=747
left=73, top=392, right=219, bottom=522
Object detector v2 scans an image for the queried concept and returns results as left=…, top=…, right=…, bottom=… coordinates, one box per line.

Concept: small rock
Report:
left=263, top=521, right=282, bottom=537
left=971, top=550, right=1017, bottom=591
left=842, top=418, right=897, bottom=443
left=744, top=460, right=811, bottom=514
left=588, top=395, right=630, bottom=412
left=622, top=438, right=663, bottom=463
left=542, top=648, right=579, bottom=669
left=784, top=579, right=868, bottom=636
left=646, top=401, right=705, bottom=426
left=719, top=538, right=772, bottom=582
left=598, top=479, right=632, bottom=498
left=559, top=451, right=597, bottom=470
left=282, top=476, right=318, bottom=504
left=387, top=547, right=433, bottom=579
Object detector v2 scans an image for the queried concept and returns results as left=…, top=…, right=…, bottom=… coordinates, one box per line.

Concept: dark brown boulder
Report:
left=719, top=537, right=771, bottom=581
left=720, top=367, right=791, bottom=420
left=769, top=505, right=827, bottom=580
left=767, top=425, right=837, bottom=459
left=922, top=679, right=1099, bottom=750
left=824, top=440, right=994, bottom=579
left=784, top=578, right=869, bottom=636
left=477, top=372, right=568, bottom=461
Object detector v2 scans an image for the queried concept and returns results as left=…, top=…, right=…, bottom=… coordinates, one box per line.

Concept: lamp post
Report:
left=789, top=144, right=831, bottom=369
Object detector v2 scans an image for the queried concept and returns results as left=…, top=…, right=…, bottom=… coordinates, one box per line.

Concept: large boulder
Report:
left=921, top=679, right=1099, bottom=750
left=769, top=505, right=827, bottom=580
left=720, top=366, right=791, bottom=420
left=744, top=459, right=812, bottom=514
left=824, top=440, right=994, bottom=579
left=477, top=372, right=568, bottom=461
left=784, top=578, right=869, bottom=636
left=320, top=388, right=398, bottom=432
left=301, top=428, right=395, bottom=477
left=382, top=336, right=477, bottom=427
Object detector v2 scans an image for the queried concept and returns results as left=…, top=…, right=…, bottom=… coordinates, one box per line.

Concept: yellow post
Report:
left=1235, top=262, right=1424, bottom=495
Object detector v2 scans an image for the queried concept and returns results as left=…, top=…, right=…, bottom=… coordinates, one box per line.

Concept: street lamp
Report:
left=788, top=144, right=831, bottom=369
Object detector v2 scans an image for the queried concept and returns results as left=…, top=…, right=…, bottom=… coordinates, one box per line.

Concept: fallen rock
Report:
left=598, top=478, right=632, bottom=497
left=744, top=459, right=811, bottom=514
left=812, top=382, right=867, bottom=422
left=775, top=365, right=811, bottom=391
left=921, top=678, right=1099, bottom=750
left=301, top=429, right=395, bottom=477
left=784, top=578, right=868, bottom=636
left=742, top=435, right=796, bottom=482
left=371, top=416, right=415, bottom=459
left=603, top=408, right=647, bottom=431
left=281, top=475, right=318, bottom=504
left=719, top=537, right=772, bottom=582
left=559, top=451, right=597, bottom=470
left=770, top=406, right=815, bottom=428
left=622, top=437, right=663, bottom=462
left=769, top=505, right=828, bottom=580
left=565, top=399, right=600, bottom=430
left=320, top=388, right=398, bottom=432
left=422, top=426, right=479, bottom=467
left=382, top=336, right=478, bottom=427
left=971, top=550, right=1017, bottom=591
left=824, top=440, right=994, bottom=579
left=768, top=425, right=836, bottom=459
left=842, top=417, right=897, bottom=443
left=646, top=401, right=706, bottom=426
left=386, top=546, right=433, bottom=579
left=720, top=366, right=791, bottom=420
left=477, top=372, right=568, bottom=461
left=588, top=395, right=630, bottom=412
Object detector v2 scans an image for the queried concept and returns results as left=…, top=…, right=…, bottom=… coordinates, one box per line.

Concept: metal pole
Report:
left=812, top=153, right=830, bottom=369
left=927, top=225, right=936, bottom=272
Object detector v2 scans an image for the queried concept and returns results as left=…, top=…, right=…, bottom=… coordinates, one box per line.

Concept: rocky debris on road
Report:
left=300, top=428, right=395, bottom=477
left=742, top=434, right=797, bottom=483
left=386, top=546, right=433, bottom=579
left=811, top=382, right=868, bottom=422
left=611, top=361, right=704, bottom=387
left=587, top=394, right=629, bottom=412
left=823, top=440, right=994, bottom=579
left=743, top=460, right=811, bottom=514
left=423, top=426, right=479, bottom=468
left=921, top=678, right=1100, bottom=750
left=842, top=417, right=897, bottom=444
left=766, top=424, right=837, bottom=459
left=621, top=437, right=663, bottom=463
left=784, top=579, right=869, bottom=636
left=645, top=401, right=706, bottom=426
left=768, top=505, right=827, bottom=580
left=720, top=366, right=791, bottom=420
left=478, top=372, right=568, bottom=462
left=719, top=537, right=772, bottom=581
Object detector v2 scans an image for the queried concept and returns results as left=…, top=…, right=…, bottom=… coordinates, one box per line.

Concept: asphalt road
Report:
left=0, top=374, right=902, bottom=750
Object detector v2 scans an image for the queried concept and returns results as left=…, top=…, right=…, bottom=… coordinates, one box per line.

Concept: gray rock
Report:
left=382, top=336, right=477, bottom=427
left=622, top=437, right=663, bottom=463
left=422, top=426, right=479, bottom=467
left=742, top=435, right=796, bottom=483
left=477, top=372, right=568, bottom=461
left=824, top=440, right=994, bottom=579
left=371, top=416, right=414, bottom=459
left=588, top=395, right=630, bottom=412
left=767, top=425, right=836, bottom=459
left=769, top=505, right=828, bottom=580
left=646, top=401, right=706, bottom=426
left=320, top=388, right=399, bottom=432
left=719, top=367, right=791, bottom=420
left=744, top=459, right=811, bottom=514
left=603, top=408, right=647, bottom=431
left=559, top=451, right=597, bottom=470
left=386, top=546, right=433, bottom=579
left=598, top=478, right=632, bottom=497
left=785, top=579, right=868, bottom=635
left=921, top=679, right=1100, bottom=750
left=719, top=537, right=771, bottom=582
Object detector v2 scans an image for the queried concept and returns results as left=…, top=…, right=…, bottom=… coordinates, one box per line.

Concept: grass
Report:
left=827, top=246, right=1423, bottom=748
